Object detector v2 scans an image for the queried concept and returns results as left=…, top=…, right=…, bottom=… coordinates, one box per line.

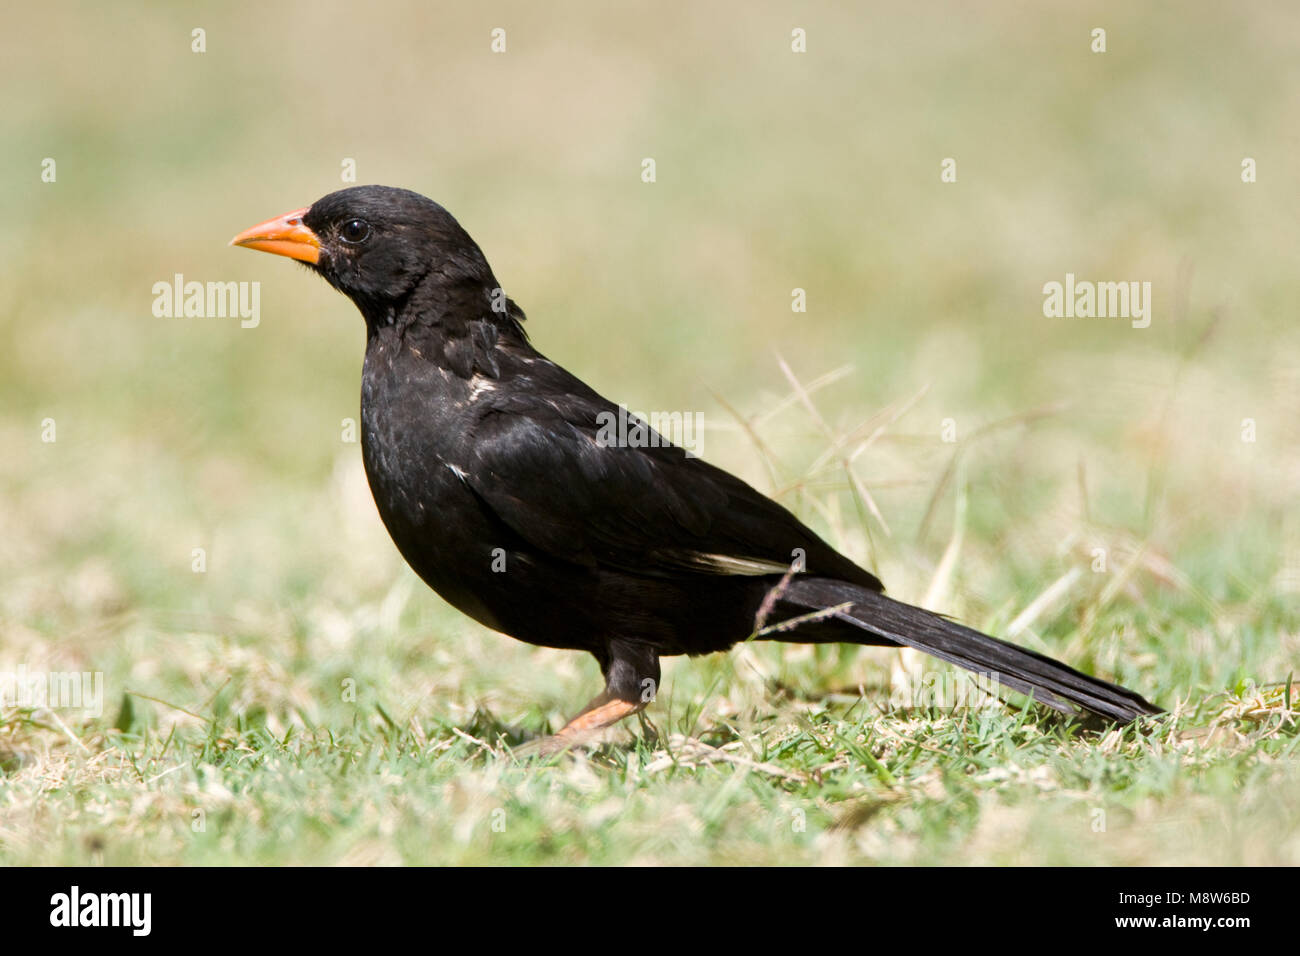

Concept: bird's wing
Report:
left=456, top=381, right=882, bottom=590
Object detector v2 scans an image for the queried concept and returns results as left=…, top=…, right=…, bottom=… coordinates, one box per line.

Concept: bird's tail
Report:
left=777, top=577, right=1162, bottom=724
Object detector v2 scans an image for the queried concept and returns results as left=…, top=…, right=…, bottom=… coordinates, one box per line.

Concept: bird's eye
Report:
left=340, top=219, right=371, bottom=243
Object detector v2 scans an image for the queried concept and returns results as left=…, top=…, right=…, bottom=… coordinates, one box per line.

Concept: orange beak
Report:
left=229, top=207, right=321, bottom=264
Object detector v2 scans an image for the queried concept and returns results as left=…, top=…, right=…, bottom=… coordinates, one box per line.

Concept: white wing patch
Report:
left=467, top=376, right=496, bottom=401
left=685, top=552, right=796, bottom=575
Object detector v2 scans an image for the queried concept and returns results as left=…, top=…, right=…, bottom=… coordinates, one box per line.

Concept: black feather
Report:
left=781, top=577, right=1162, bottom=723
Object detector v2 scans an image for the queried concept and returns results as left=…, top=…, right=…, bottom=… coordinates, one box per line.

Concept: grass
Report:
left=3, top=669, right=1297, bottom=866
left=3, top=366, right=1297, bottom=865
left=2, top=0, right=1299, bottom=865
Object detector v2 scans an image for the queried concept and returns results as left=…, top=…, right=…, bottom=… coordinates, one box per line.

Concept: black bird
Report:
left=231, top=185, right=1160, bottom=749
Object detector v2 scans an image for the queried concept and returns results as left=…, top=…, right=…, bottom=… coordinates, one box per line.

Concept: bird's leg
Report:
left=514, top=692, right=642, bottom=757
left=517, top=642, right=660, bottom=756
left=555, top=690, right=646, bottom=738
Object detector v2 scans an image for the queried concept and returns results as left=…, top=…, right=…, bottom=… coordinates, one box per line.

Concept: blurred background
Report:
left=1, top=1, right=1297, bottom=864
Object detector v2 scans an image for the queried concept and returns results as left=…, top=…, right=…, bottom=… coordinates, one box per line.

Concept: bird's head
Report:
left=230, top=185, right=509, bottom=333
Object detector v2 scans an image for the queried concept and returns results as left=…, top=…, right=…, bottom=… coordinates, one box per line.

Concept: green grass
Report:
left=3, top=367, right=1296, bottom=865
left=2, top=0, right=1299, bottom=865
left=3, top=670, right=1296, bottom=866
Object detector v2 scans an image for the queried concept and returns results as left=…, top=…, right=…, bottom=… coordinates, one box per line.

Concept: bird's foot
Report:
left=512, top=733, right=579, bottom=758
left=511, top=693, right=645, bottom=758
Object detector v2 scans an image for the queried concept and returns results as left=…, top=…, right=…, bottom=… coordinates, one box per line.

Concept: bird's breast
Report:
left=358, top=345, right=504, bottom=628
